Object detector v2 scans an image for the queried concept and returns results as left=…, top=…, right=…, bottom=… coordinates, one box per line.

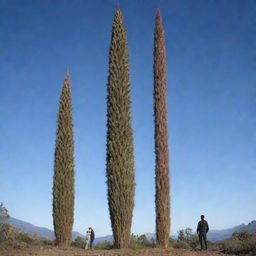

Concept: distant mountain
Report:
left=2, top=217, right=84, bottom=241
left=240, top=220, right=256, bottom=233
left=94, top=235, right=113, bottom=243
left=207, top=224, right=246, bottom=242
left=207, top=221, right=256, bottom=242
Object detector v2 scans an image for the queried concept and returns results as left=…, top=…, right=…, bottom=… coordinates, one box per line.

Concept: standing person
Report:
left=84, top=230, right=91, bottom=250
left=197, top=215, right=209, bottom=250
left=89, top=227, right=95, bottom=249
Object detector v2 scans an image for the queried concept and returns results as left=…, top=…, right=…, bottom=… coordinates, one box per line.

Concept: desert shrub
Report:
left=177, top=229, right=186, bottom=242
left=137, top=234, right=154, bottom=247
left=0, top=222, right=56, bottom=248
left=128, top=234, right=155, bottom=249
left=30, top=233, right=42, bottom=246
left=169, top=237, right=175, bottom=247
left=189, top=234, right=200, bottom=249
left=40, top=237, right=54, bottom=246
left=0, top=222, right=19, bottom=241
left=37, top=237, right=55, bottom=246
left=72, top=236, right=86, bottom=248
left=15, top=231, right=34, bottom=244
left=173, top=240, right=191, bottom=249
left=175, top=228, right=196, bottom=249
left=174, top=228, right=206, bottom=250
left=0, top=203, right=9, bottom=220
left=94, top=240, right=113, bottom=249
left=220, top=231, right=256, bottom=254
left=129, top=234, right=143, bottom=249
left=232, top=230, right=254, bottom=241
left=5, top=240, right=29, bottom=249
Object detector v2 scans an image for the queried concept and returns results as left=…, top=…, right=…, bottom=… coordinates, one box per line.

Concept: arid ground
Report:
left=0, top=247, right=235, bottom=256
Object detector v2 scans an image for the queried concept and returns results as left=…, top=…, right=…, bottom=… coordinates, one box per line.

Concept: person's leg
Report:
left=203, top=234, right=207, bottom=250
left=198, top=234, right=203, bottom=250
left=90, top=239, right=94, bottom=249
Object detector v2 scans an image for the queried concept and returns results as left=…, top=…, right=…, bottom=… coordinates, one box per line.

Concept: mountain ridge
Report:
left=3, top=217, right=84, bottom=241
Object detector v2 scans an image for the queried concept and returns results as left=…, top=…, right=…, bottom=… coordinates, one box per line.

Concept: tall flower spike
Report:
left=106, top=8, right=135, bottom=249
left=52, top=72, right=75, bottom=247
left=154, top=9, right=171, bottom=248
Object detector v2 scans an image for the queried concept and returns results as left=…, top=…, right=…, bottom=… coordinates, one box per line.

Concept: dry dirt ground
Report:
left=0, top=247, right=235, bottom=256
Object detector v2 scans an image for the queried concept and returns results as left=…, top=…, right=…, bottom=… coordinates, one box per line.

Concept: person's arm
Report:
left=196, top=222, right=200, bottom=234
left=206, top=221, right=209, bottom=233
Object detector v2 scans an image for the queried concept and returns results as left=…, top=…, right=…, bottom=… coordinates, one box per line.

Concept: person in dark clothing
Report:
left=89, top=227, right=95, bottom=249
left=197, top=215, right=209, bottom=250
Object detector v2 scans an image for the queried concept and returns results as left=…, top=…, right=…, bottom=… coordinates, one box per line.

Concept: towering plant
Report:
left=52, top=72, right=75, bottom=247
left=154, top=9, right=171, bottom=248
left=106, top=8, right=135, bottom=249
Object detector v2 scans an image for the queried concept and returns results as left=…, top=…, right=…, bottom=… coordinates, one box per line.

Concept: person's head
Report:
left=201, top=215, right=205, bottom=220
left=89, top=227, right=92, bottom=230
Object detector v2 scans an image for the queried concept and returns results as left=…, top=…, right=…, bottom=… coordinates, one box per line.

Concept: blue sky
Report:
left=0, top=0, right=255, bottom=237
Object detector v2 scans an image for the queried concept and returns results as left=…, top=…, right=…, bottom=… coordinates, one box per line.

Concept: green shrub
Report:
left=71, top=236, right=85, bottom=248
left=0, top=222, right=55, bottom=247
left=137, top=234, right=154, bottom=247
left=220, top=231, right=256, bottom=254
left=173, top=240, right=191, bottom=249
left=0, top=203, right=9, bottom=220
left=16, top=232, right=33, bottom=244
left=175, top=228, right=201, bottom=249
left=128, top=234, right=155, bottom=249
left=40, top=237, right=54, bottom=246
left=129, top=234, right=143, bottom=249
left=0, top=222, right=19, bottom=241
left=232, top=230, right=254, bottom=241
left=94, top=240, right=113, bottom=250
left=4, top=240, right=29, bottom=249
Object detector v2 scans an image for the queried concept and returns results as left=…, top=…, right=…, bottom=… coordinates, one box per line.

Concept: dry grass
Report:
left=0, top=246, right=235, bottom=256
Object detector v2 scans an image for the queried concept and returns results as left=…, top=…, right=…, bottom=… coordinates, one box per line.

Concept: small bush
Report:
left=0, top=222, right=56, bottom=248
left=173, top=240, right=191, bottom=249
left=5, top=240, right=29, bottom=249
left=175, top=228, right=202, bottom=250
left=41, top=237, right=54, bottom=246
left=220, top=231, right=256, bottom=254
left=189, top=234, right=200, bottom=249
left=232, top=230, right=254, bottom=241
left=16, top=232, right=34, bottom=244
left=72, top=236, right=86, bottom=248
left=0, top=203, right=9, bottom=220
left=128, top=234, right=155, bottom=249
left=94, top=240, right=113, bottom=250
left=0, top=222, right=20, bottom=242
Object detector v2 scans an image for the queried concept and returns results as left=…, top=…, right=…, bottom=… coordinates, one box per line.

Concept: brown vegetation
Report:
left=154, top=9, right=171, bottom=248
left=219, top=230, right=256, bottom=255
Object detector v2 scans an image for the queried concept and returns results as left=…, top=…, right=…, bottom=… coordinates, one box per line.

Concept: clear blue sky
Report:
left=0, top=0, right=255, bottom=237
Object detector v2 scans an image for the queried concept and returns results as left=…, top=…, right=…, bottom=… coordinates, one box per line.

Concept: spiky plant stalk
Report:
left=52, top=72, right=75, bottom=247
left=154, top=9, right=171, bottom=248
left=106, top=8, right=135, bottom=249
